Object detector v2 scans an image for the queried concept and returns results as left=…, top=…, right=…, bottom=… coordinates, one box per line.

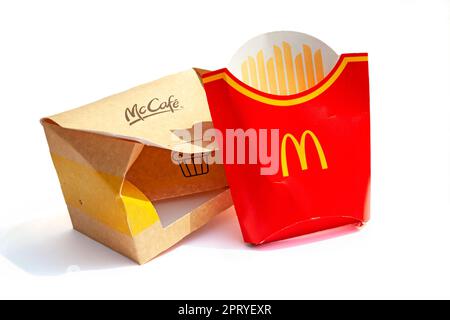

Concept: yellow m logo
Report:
left=281, top=130, right=328, bottom=177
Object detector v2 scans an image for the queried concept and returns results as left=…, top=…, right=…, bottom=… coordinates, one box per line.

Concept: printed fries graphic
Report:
left=241, top=43, right=325, bottom=94
left=230, top=31, right=338, bottom=95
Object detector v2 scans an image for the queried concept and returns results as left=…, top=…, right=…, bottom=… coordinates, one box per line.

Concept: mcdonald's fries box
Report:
left=202, top=31, right=371, bottom=244
left=40, top=68, right=233, bottom=264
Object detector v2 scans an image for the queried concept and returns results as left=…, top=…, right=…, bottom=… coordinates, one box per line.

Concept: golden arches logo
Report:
left=281, top=130, right=328, bottom=177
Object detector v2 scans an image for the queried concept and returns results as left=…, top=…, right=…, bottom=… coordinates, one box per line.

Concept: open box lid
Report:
left=41, top=69, right=213, bottom=154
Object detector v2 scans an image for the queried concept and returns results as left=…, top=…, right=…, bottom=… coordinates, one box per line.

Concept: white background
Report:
left=0, top=0, right=449, bottom=299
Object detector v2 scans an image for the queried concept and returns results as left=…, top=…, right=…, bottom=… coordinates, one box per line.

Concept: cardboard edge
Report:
left=39, top=68, right=214, bottom=153
left=66, top=188, right=233, bottom=264
left=68, top=205, right=140, bottom=263
left=40, top=118, right=147, bottom=149
left=133, top=188, right=233, bottom=264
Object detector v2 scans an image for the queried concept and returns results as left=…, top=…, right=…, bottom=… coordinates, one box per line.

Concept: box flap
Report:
left=42, top=69, right=213, bottom=154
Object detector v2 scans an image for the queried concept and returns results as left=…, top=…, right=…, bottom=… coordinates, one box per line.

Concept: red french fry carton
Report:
left=201, top=32, right=370, bottom=244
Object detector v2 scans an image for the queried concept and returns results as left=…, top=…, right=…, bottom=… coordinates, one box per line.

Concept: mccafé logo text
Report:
left=171, top=124, right=328, bottom=177
left=125, top=95, right=182, bottom=126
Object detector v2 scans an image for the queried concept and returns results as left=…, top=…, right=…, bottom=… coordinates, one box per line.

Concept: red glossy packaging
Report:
left=202, top=53, right=370, bottom=244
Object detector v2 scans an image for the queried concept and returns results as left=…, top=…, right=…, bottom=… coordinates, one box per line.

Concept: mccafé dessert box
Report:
left=202, top=32, right=370, bottom=244
left=41, top=69, right=233, bottom=264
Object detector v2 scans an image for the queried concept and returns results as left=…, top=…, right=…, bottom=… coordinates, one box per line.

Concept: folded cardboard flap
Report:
left=41, top=69, right=233, bottom=263
left=153, top=188, right=228, bottom=228
left=67, top=187, right=232, bottom=264
left=43, top=68, right=214, bottom=154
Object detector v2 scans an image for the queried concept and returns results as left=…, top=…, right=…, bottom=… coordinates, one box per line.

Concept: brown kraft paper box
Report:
left=41, top=69, right=233, bottom=264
